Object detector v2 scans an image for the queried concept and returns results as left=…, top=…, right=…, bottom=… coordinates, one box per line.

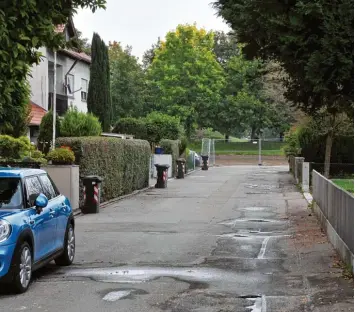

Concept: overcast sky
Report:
left=74, top=0, right=230, bottom=60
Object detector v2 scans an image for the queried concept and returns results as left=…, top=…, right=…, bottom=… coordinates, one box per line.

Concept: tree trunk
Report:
left=251, top=127, right=256, bottom=140
left=324, top=131, right=334, bottom=178
left=225, top=134, right=229, bottom=143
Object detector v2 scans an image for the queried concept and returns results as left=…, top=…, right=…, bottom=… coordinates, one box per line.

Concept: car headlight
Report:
left=0, top=220, right=11, bottom=243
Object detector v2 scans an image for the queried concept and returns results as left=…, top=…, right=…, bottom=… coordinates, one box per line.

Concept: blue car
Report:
left=0, top=168, right=75, bottom=293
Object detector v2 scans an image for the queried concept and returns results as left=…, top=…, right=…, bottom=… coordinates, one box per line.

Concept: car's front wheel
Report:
left=55, top=223, right=75, bottom=266
left=11, top=241, right=32, bottom=293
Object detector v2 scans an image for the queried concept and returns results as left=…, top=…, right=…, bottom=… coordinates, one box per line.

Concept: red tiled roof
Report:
left=29, top=102, right=47, bottom=126
left=60, top=49, right=91, bottom=64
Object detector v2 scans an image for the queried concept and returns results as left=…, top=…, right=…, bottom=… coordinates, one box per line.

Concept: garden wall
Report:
left=56, top=137, right=151, bottom=206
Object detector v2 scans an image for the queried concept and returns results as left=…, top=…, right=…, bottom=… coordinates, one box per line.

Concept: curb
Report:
left=75, top=169, right=198, bottom=218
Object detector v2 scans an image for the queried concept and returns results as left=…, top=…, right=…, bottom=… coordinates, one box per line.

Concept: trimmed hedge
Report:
left=113, top=112, right=182, bottom=145
left=160, top=139, right=179, bottom=175
left=56, top=137, right=150, bottom=205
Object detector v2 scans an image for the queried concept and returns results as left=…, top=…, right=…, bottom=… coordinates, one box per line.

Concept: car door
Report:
left=39, top=174, right=66, bottom=250
left=25, top=176, right=57, bottom=261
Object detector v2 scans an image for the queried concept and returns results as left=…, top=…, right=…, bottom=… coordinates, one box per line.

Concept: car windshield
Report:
left=0, top=178, right=23, bottom=209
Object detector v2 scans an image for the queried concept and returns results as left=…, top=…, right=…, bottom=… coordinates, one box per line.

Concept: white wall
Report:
left=30, top=49, right=90, bottom=113
left=28, top=47, right=48, bottom=110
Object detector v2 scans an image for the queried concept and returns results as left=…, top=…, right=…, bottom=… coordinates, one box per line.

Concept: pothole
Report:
left=239, top=294, right=261, bottom=299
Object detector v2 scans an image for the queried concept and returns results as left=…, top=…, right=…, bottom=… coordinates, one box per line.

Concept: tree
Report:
left=109, top=41, right=145, bottom=119
left=213, top=31, right=239, bottom=67
left=74, top=30, right=91, bottom=55
left=146, top=24, right=225, bottom=138
left=142, top=37, right=161, bottom=70
left=87, top=33, right=112, bottom=132
left=214, top=0, right=353, bottom=176
left=0, top=0, right=105, bottom=136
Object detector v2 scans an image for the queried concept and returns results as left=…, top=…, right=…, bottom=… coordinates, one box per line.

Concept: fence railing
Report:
left=312, top=170, right=354, bottom=264
left=186, top=150, right=195, bottom=173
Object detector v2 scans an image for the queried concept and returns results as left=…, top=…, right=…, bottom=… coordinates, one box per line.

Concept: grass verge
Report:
left=332, top=179, right=354, bottom=193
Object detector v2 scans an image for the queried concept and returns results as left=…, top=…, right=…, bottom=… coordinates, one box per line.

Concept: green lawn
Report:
left=332, top=179, right=354, bottom=193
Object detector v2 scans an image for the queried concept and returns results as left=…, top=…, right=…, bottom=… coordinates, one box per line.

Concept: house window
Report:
left=67, top=74, right=74, bottom=95
left=81, top=79, right=88, bottom=101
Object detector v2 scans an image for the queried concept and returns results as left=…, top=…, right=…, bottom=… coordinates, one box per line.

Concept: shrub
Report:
left=56, top=137, right=151, bottom=205
left=282, top=130, right=301, bottom=158
left=0, top=135, right=31, bottom=160
left=160, top=139, right=179, bottom=175
left=112, top=113, right=182, bottom=145
left=47, top=147, right=75, bottom=165
left=38, top=110, right=60, bottom=153
left=179, top=137, right=188, bottom=156
left=113, top=117, right=147, bottom=139
left=145, top=112, right=181, bottom=144
left=31, top=150, right=44, bottom=159
left=60, top=108, right=102, bottom=137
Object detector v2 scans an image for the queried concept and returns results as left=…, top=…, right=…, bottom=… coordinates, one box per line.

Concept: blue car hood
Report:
left=0, top=210, right=20, bottom=219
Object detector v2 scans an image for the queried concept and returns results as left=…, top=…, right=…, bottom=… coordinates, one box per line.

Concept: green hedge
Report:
left=56, top=137, right=150, bottom=205
left=113, top=112, right=182, bottom=145
left=159, top=139, right=179, bottom=176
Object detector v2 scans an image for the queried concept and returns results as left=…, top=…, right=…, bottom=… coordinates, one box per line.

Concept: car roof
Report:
left=0, top=168, right=47, bottom=178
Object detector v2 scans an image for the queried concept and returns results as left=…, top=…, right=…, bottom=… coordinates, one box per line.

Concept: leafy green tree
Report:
left=213, top=31, right=239, bottom=67
left=0, top=0, right=105, bottom=136
left=38, top=110, right=61, bottom=153
left=142, top=37, right=161, bottom=70
left=109, top=41, right=145, bottom=119
left=87, top=32, right=112, bottom=131
left=146, top=24, right=225, bottom=138
left=214, top=0, right=353, bottom=176
left=60, top=108, right=102, bottom=137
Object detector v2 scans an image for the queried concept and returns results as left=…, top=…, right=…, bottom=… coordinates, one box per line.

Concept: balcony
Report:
left=48, top=93, right=68, bottom=116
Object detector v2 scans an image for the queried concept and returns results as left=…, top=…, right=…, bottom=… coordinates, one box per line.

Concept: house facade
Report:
left=28, top=19, right=91, bottom=143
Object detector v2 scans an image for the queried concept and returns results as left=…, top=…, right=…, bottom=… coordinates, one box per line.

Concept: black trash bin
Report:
left=155, top=164, right=170, bottom=188
left=176, top=158, right=186, bottom=179
left=82, top=175, right=103, bottom=213
left=201, top=155, right=209, bottom=171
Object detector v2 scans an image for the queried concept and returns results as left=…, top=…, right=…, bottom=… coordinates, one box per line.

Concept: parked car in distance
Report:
left=194, top=152, right=201, bottom=167
left=0, top=168, right=75, bottom=293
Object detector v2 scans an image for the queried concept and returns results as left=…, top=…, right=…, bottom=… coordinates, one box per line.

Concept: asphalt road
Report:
left=0, top=166, right=353, bottom=311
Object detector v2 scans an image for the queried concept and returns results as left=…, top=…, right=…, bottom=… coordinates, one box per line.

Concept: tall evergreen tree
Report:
left=87, top=33, right=112, bottom=132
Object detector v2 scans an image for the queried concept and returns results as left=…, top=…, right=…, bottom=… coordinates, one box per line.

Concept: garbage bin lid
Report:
left=154, top=164, right=170, bottom=169
left=83, top=175, right=103, bottom=182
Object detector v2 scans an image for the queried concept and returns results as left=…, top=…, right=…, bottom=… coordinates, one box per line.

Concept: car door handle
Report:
left=49, top=209, right=55, bottom=217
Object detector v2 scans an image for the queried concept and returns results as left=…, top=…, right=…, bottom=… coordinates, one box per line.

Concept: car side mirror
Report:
left=35, top=193, right=48, bottom=213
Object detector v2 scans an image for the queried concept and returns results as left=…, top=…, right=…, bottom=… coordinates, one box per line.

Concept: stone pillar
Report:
left=302, top=162, right=310, bottom=192
left=294, top=157, right=305, bottom=184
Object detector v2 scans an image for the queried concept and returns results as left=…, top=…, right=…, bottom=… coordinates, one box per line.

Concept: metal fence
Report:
left=201, top=138, right=215, bottom=166
left=186, top=150, right=195, bottom=172
left=312, top=170, right=354, bottom=254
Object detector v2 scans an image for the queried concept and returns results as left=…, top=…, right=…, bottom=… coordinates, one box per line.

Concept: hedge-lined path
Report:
left=0, top=166, right=353, bottom=311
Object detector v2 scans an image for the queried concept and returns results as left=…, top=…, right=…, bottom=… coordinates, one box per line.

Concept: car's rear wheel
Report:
left=55, top=224, right=75, bottom=266
left=11, top=242, right=32, bottom=293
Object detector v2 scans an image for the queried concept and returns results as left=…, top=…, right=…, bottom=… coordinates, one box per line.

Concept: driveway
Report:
left=0, top=166, right=353, bottom=311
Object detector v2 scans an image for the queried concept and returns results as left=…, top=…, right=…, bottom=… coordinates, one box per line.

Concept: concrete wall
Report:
left=312, top=170, right=354, bottom=269
left=41, top=165, right=80, bottom=211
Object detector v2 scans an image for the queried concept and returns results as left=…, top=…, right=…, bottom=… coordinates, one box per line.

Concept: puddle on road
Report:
left=246, top=295, right=266, bottom=312
left=220, top=219, right=284, bottom=227
left=103, top=290, right=132, bottom=301
left=63, top=266, right=266, bottom=286
left=101, top=288, right=149, bottom=302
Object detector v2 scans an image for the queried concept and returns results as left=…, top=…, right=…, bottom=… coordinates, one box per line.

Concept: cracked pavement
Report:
left=0, top=165, right=353, bottom=311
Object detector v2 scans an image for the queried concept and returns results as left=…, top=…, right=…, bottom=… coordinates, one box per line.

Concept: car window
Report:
left=0, top=178, right=23, bottom=209
left=25, top=176, right=43, bottom=207
left=39, top=175, right=57, bottom=200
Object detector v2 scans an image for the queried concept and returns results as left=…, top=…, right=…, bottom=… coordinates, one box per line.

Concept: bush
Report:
left=113, top=112, right=182, bottom=145
left=56, top=137, right=151, bottom=205
left=113, top=117, right=147, bottom=139
left=47, top=147, right=75, bottom=165
left=38, top=110, right=60, bottom=153
left=179, top=137, right=188, bottom=156
left=60, top=108, right=102, bottom=137
left=146, top=112, right=181, bottom=144
left=160, top=139, right=179, bottom=175
left=0, top=135, right=31, bottom=160
left=282, top=130, right=301, bottom=158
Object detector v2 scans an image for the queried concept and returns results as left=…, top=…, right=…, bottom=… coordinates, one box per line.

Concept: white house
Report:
left=28, top=18, right=91, bottom=143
